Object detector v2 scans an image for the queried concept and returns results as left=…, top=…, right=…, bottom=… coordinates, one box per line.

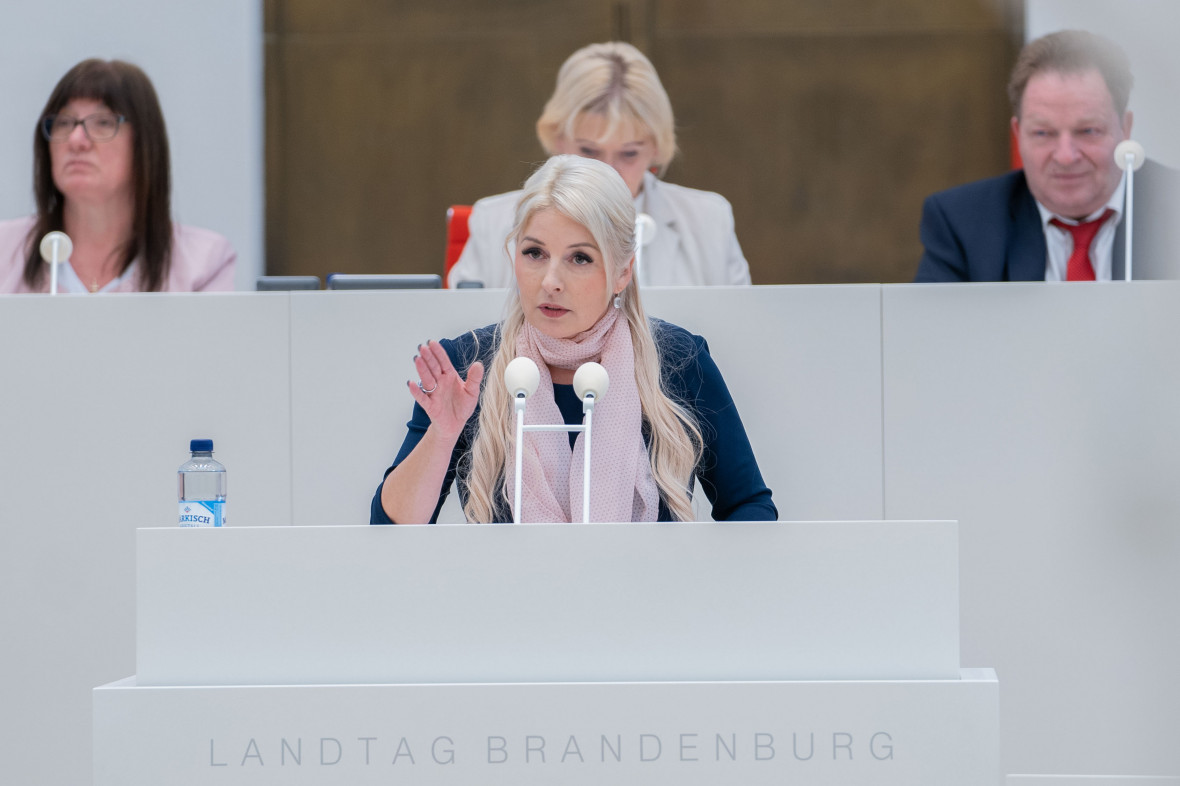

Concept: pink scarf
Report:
left=511, top=307, right=660, bottom=522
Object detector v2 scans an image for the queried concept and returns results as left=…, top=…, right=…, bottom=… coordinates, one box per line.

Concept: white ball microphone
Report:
left=504, top=356, right=540, bottom=409
left=1114, top=140, right=1145, bottom=172
left=573, top=362, right=609, bottom=412
left=503, top=358, right=611, bottom=524
left=39, top=231, right=73, bottom=296
left=1114, top=140, right=1146, bottom=282
left=634, top=213, right=657, bottom=286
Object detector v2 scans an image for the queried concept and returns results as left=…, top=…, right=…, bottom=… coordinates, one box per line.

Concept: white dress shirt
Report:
left=1038, top=177, right=1126, bottom=282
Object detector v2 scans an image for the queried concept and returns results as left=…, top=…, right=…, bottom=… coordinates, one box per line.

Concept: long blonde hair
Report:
left=535, top=42, right=677, bottom=175
left=463, top=155, right=701, bottom=522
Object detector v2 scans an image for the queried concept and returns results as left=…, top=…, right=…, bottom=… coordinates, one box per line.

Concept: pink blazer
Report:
left=0, top=216, right=236, bottom=293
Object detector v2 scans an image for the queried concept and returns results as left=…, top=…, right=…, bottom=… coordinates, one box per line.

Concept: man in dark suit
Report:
left=915, top=30, right=1179, bottom=282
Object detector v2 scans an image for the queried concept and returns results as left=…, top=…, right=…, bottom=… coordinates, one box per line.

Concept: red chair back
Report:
left=444, top=205, right=473, bottom=287
left=1010, top=126, right=1023, bottom=170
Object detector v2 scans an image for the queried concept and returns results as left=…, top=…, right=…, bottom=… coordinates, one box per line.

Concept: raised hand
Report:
left=408, top=339, right=485, bottom=440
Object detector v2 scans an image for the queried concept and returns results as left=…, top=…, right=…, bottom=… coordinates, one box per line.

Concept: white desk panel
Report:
left=136, top=522, right=959, bottom=686
left=643, top=285, right=884, bottom=521
left=95, top=670, right=999, bottom=786
left=1005, top=774, right=1180, bottom=778
left=289, top=285, right=885, bottom=525
left=882, top=281, right=1180, bottom=777
left=0, top=293, right=291, bottom=786
left=288, top=288, right=507, bottom=526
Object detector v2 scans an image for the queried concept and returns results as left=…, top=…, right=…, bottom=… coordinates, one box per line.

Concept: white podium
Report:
left=94, top=522, right=999, bottom=785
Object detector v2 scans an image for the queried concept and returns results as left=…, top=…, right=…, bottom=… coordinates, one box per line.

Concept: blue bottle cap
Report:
left=190, top=439, right=214, bottom=452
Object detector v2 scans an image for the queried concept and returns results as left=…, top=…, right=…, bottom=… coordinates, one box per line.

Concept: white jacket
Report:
left=447, top=171, right=751, bottom=287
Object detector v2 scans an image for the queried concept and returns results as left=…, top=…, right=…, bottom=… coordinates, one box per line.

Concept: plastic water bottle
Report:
left=178, top=439, right=226, bottom=527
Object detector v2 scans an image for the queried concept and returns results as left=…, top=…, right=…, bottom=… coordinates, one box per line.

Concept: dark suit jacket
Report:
left=915, top=161, right=1180, bottom=282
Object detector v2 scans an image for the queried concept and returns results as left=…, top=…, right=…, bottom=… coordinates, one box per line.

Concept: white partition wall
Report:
left=288, top=289, right=508, bottom=526
left=289, top=285, right=885, bottom=525
left=882, top=282, right=1180, bottom=777
left=642, top=285, right=884, bottom=521
left=5, top=283, right=1180, bottom=783
left=0, top=293, right=291, bottom=786
left=1, top=287, right=886, bottom=785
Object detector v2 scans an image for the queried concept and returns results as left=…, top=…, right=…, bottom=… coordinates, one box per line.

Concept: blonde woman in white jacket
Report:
left=447, top=42, right=751, bottom=289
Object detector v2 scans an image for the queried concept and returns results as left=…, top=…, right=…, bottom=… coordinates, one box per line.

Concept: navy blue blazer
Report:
left=371, top=319, right=778, bottom=524
left=915, top=162, right=1179, bottom=282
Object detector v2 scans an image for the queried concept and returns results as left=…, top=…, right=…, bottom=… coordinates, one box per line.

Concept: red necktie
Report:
left=1049, top=209, right=1114, bottom=281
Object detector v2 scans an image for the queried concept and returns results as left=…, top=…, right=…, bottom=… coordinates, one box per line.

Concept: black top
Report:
left=370, top=319, right=777, bottom=523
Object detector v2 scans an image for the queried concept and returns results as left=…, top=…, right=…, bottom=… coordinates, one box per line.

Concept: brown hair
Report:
left=25, top=59, right=173, bottom=291
left=1008, top=30, right=1133, bottom=118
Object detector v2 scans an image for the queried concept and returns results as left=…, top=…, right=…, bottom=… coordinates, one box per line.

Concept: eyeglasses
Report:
left=41, top=111, right=127, bottom=142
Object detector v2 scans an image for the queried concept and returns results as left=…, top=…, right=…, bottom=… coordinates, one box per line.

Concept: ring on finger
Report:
left=417, top=380, right=438, bottom=394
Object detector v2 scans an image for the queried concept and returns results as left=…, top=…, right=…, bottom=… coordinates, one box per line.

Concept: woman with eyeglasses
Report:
left=0, top=59, right=235, bottom=293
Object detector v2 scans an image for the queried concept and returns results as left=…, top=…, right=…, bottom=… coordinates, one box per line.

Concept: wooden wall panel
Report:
left=274, top=0, right=612, bottom=36
left=265, top=0, right=613, bottom=279
left=266, top=0, right=1020, bottom=284
left=653, top=0, right=1007, bottom=33
left=657, top=32, right=1013, bottom=284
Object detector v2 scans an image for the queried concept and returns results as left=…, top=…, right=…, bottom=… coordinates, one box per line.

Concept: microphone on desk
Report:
left=1114, top=140, right=1146, bottom=282
left=504, top=357, right=541, bottom=410
left=503, top=358, right=610, bottom=524
left=39, top=231, right=73, bottom=296
left=573, top=362, right=608, bottom=409
left=634, top=213, right=657, bottom=285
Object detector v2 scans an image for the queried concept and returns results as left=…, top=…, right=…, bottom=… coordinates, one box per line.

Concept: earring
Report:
left=613, top=293, right=622, bottom=309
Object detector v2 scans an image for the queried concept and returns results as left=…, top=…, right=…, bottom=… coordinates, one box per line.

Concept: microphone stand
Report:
left=1113, top=140, right=1145, bottom=281
left=512, top=398, right=595, bottom=524
left=50, top=241, right=60, bottom=295
left=580, top=392, right=597, bottom=524
left=1124, top=153, right=1135, bottom=282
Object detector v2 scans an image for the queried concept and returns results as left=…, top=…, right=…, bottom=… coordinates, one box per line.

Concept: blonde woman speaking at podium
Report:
left=0, top=59, right=235, bottom=294
left=373, top=156, right=775, bottom=525
left=446, top=41, right=751, bottom=288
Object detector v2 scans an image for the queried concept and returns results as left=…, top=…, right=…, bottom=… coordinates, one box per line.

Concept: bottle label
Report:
left=179, top=500, right=225, bottom=527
